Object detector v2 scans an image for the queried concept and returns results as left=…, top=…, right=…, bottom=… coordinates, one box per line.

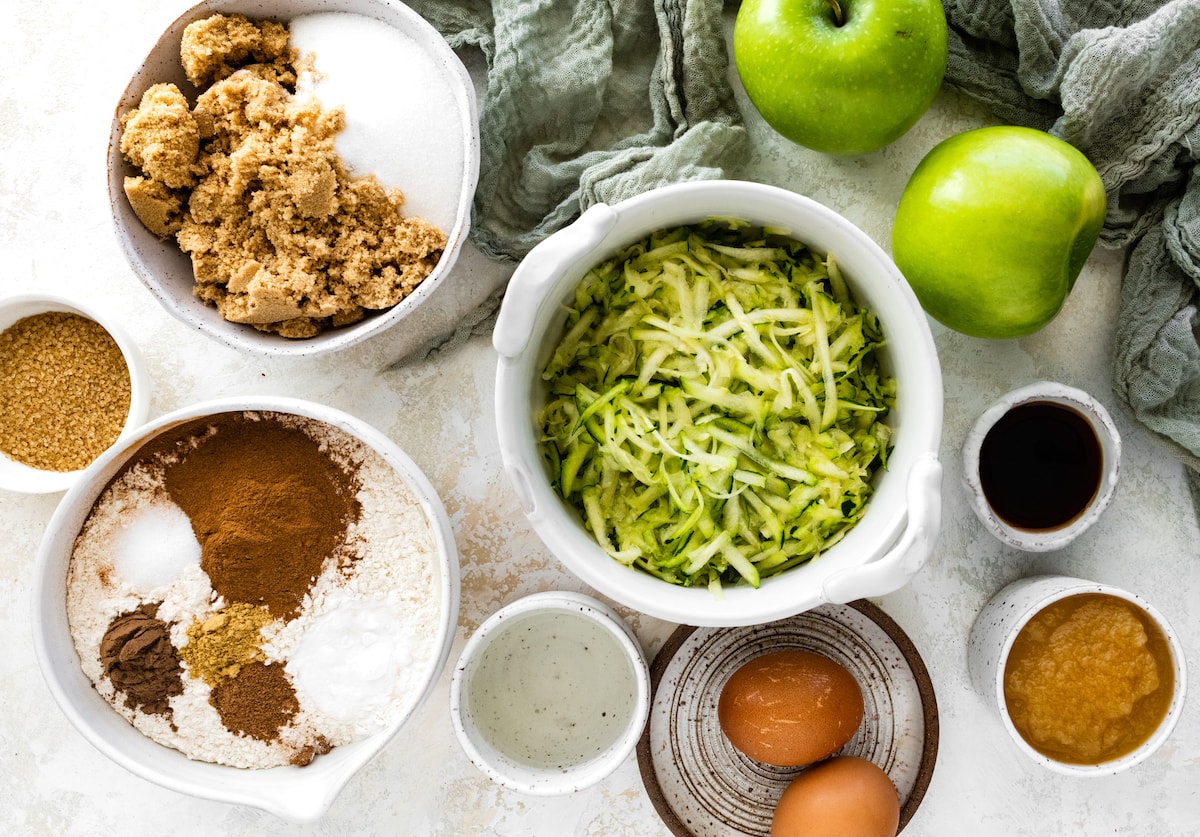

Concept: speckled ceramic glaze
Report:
left=967, top=575, right=1187, bottom=776
left=0, top=293, right=150, bottom=494
left=450, top=591, right=651, bottom=796
left=962, top=381, right=1121, bottom=552
left=637, top=600, right=938, bottom=836
left=108, top=0, right=480, bottom=358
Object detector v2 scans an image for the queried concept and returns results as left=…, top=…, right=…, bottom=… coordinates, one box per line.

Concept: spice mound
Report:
left=118, top=13, right=448, bottom=339
left=0, top=311, right=131, bottom=472
left=66, top=411, right=443, bottom=769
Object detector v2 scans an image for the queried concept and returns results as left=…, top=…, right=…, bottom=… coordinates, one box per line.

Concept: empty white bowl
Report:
left=450, top=591, right=650, bottom=795
left=108, top=0, right=480, bottom=357
left=32, top=395, right=460, bottom=821
left=493, top=180, right=944, bottom=627
left=962, top=381, right=1121, bottom=552
left=968, top=575, right=1186, bottom=776
left=0, top=293, right=150, bottom=494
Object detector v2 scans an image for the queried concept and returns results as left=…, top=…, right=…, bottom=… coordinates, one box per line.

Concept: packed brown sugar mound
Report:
left=119, top=14, right=446, bottom=339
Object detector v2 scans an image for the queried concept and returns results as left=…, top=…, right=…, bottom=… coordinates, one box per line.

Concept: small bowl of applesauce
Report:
left=968, top=575, right=1186, bottom=775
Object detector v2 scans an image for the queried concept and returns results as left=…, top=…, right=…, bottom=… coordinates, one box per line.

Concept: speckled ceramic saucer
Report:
left=636, top=600, right=938, bottom=837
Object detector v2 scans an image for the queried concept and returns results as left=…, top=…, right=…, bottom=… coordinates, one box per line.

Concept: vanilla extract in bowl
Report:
left=978, top=400, right=1103, bottom=531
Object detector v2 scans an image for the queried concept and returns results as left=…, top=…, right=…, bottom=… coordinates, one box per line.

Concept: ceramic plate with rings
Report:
left=636, top=600, right=939, bottom=836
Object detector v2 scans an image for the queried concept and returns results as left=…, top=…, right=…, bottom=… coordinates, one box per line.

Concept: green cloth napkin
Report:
left=943, top=0, right=1200, bottom=509
left=407, top=0, right=747, bottom=262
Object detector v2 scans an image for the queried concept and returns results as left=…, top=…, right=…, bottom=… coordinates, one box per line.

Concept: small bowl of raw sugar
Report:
left=450, top=591, right=651, bottom=795
left=108, top=0, right=480, bottom=357
left=32, top=396, right=460, bottom=821
left=0, top=293, right=150, bottom=494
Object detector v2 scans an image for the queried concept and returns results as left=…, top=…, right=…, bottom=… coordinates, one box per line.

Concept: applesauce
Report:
left=1003, top=593, right=1175, bottom=765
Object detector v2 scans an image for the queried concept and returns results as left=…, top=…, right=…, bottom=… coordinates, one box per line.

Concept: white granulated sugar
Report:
left=291, top=11, right=467, bottom=232
left=110, top=500, right=201, bottom=592
left=65, top=412, right=444, bottom=770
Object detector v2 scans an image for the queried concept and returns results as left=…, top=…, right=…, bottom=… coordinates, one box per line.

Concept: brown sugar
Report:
left=119, top=13, right=447, bottom=339
left=0, top=311, right=131, bottom=472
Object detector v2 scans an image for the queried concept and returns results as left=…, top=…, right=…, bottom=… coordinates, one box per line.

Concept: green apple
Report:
left=733, top=0, right=948, bottom=155
left=891, top=126, right=1107, bottom=339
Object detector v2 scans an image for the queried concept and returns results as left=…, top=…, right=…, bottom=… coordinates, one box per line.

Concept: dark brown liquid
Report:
left=978, top=401, right=1103, bottom=531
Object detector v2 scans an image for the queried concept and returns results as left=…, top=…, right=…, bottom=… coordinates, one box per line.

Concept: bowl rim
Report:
left=107, top=0, right=482, bottom=358
left=448, top=590, right=651, bottom=796
left=0, top=292, right=151, bottom=494
left=988, top=575, right=1187, bottom=776
left=30, top=394, right=461, bottom=821
left=493, top=179, right=944, bottom=626
left=961, top=381, right=1121, bottom=552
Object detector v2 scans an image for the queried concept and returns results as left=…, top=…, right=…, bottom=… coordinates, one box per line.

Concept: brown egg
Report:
left=718, top=649, right=864, bottom=767
left=770, top=756, right=900, bottom=837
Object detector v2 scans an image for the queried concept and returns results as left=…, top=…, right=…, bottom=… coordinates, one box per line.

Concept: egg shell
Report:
left=770, top=755, right=900, bottom=837
left=718, top=649, right=864, bottom=767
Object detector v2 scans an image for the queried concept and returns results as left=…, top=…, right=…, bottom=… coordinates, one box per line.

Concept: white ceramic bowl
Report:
left=968, top=575, right=1186, bottom=776
left=962, top=381, right=1120, bottom=552
left=450, top=591, right=650, bottom=795
left=493, top=180, right=944, bottom=627
left=0, top=293, right=150, bottom=494
left=108, top=0, right=480, bottom=358
left=31, top=396, right=460, bottom=821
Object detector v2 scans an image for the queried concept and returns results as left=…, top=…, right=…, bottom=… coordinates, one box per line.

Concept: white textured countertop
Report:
left=3, top=2, right=1198, bottom=835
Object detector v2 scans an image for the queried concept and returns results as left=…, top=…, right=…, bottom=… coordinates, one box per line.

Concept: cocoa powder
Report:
left=99, top=602, right=183, bottom=719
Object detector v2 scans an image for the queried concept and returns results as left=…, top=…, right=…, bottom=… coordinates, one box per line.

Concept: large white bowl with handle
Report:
left=493, top=180, right=944, bottom=627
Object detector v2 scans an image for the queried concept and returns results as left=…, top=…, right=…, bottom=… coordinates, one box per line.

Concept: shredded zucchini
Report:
left=538, top=219, right=895, bottom=590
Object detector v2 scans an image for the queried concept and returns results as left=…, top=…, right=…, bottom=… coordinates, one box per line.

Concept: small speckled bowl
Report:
left=637, top=599, right=938, bottom=837
left=967, top=575, right=1186, bottom=776
left=450, top=591, right=651, bottom=796
left=962, top=381, right=1120, bottom=552
left=0, top=293, right=150, bottom=494
left=109, top=0, right=480, bottom=358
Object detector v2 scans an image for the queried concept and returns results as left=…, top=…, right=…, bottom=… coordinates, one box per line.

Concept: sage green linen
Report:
left=409, top=0, right=747, bottom=262
left=944, top=0, right=1200, bottom=506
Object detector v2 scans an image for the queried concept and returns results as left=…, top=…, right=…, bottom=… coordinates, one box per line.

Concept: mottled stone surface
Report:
left=2, top=2, right=1197, bottom=835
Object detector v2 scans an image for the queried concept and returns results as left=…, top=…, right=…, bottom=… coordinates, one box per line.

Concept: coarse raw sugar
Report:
left=66, top=411, right=444, bottom=769
left=0, top=311, right=131, bottom=472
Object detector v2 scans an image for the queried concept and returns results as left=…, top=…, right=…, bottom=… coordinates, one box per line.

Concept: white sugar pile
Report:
left=291, top=12, right=467, bottom=233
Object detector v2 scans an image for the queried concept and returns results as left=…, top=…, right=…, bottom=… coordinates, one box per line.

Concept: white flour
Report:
left=65, top=412, right=443, bottom=769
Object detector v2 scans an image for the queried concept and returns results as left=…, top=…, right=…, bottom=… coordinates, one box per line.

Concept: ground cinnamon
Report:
left=158, top=412, right=362, bottom=619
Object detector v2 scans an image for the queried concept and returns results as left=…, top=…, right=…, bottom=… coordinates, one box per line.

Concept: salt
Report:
left=290, top=12, right=467, bottom=233
left=110, top=499, right=200, bottom=593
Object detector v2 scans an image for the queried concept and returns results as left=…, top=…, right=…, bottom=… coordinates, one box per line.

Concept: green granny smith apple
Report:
left=734, top=0, right=947, bottom=155
left=891, top=126, right=1107, bottom=339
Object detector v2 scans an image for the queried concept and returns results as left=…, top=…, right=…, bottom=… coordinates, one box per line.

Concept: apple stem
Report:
left=827, top=0, right=846, bottom=26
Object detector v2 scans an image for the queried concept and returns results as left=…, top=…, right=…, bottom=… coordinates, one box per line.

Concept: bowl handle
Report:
left=820, top=454, right=943, bottom=604
left=493, top=202, right=620, bottom=359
